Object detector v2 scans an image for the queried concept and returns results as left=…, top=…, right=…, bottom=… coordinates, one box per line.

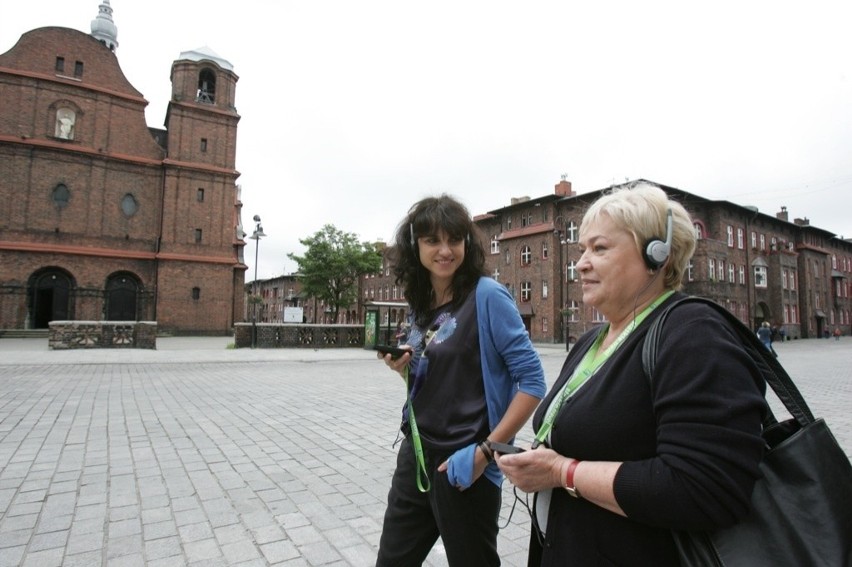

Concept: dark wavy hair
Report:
left=388, top=195, right=487, bottom=326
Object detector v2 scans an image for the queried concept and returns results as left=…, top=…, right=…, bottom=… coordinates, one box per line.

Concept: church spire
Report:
left=90, top=0, right=118, bottom=52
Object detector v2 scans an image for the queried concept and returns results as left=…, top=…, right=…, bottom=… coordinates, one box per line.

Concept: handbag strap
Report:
left=642, top=296, right=814, bottom=428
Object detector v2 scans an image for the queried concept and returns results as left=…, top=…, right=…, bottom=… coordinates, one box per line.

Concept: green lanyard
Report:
left=532, top=290, right=674, bottom=448
left=403, top=365, right=431, bottom=492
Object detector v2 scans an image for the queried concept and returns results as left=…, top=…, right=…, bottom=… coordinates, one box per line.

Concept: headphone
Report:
left=643, top=208, right=673, bottom=270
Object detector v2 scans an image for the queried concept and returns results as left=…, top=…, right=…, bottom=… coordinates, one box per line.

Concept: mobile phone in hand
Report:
left=372, top=344, right=409, bottom=360
left=489, top=442, right=525, bottom=455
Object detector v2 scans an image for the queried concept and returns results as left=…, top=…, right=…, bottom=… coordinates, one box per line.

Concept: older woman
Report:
left=497, top=182, right=767, bottom=566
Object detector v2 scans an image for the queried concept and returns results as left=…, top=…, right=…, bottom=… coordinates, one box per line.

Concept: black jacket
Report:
left=530, top=293, right=767, bottom=566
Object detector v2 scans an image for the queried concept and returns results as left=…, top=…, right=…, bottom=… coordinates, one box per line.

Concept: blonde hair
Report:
left=581, top=182, right=696, bottom=290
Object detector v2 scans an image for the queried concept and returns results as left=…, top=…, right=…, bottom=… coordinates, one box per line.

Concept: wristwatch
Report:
left=564, top=459, right=581, bottom=498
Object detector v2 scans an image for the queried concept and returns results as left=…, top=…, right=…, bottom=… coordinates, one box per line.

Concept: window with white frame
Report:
left=491, top=236, right=500, bottom=254
left=542, top=317, right=548, bottom=333
left=521, top=245, right=532, bottom=266
left=505, top=250, right=511, bottom=265
left=521, top=281, right=532, bottom=302
left=566, top=221, right=578, bottom=243
left=728, top=264, right=735, bottom=283
left=782, top=269, right=788, bottom=289
left=754, top=266, right=767, bottom=288
left=759, top=234, right=766, bottom=251
left=542, top=241, right=549, bottom=259
left=726, top=225, right=734, bottom=247
left=568, top=301, right=579, bottom=322
left=542, top=280, right=548, bottom=299
left=567, top=260, right=577, bottom=282
left=718, top=260, right=725, bottom=282
left=709, top=258, right=716, bottom=280
left=687, top=259, right=694, bottom=281
left=739, top=265, right=745, bottom=285
left=737, top=227, right=744, bottom=249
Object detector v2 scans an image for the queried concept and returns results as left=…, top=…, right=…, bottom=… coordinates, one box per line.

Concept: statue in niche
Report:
left=55, top=108, right=76, bottom=140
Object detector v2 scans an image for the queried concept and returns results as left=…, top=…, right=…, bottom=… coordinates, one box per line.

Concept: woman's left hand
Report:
left=438, top=444, right=489, bottom=491
left=496, top=446, right=565, bottom=493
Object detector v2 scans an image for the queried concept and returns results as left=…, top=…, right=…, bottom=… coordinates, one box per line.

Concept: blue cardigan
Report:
left=446, top=277, right=546, bottom=488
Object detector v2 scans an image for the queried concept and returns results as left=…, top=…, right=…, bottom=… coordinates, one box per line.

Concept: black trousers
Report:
left=376, top=437, right=501, bottom=567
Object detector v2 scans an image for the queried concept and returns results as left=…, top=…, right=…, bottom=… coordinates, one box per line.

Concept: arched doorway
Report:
left=105, top=273, right=141, bottom=321
left=755, top=301, right=771, bottom=331
left=29, top=269, right=74, bottom=328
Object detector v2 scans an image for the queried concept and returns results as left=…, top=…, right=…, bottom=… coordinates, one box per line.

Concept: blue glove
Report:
left=445, top=443, right=477, bottom=490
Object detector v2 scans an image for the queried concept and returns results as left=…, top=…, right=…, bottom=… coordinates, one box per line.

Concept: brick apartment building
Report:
left=251, top=177, right=851, bottom=345
left=292, top=178, right=851, bottom=345
left=0, top=2, right=247, bottom=335
left=477, top=178, right=852, bottom=344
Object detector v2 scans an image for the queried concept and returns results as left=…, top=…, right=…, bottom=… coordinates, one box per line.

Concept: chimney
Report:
left=793, top=217, right=810, bottom=226
left=555, top=178, right=574, bottom=197
left=776, top=206, right=788, bottom=222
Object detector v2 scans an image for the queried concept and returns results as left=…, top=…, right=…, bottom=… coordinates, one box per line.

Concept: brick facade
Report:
left=478, top=179, right=852, bottom=343
left=250, top=180, right=851, bottom=345
left=0, top=26, right=246, bottom=334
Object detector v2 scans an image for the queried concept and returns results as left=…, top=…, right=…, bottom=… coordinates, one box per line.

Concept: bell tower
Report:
left=158, top=46, right=244, bottom=330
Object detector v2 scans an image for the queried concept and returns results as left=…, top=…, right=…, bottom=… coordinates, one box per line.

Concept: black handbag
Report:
left=643, top=297, right=852, bottom=567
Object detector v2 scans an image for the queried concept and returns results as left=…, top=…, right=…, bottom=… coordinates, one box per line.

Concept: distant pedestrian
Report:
left=757, top=322, right=772, bottom=353
left=834, top=327, right=842, bottom=341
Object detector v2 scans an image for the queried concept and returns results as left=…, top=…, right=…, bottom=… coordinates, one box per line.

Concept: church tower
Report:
left=157, top=47, right=245, bottom=331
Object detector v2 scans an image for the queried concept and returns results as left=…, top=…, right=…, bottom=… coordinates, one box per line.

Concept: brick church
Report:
left=0, top=1, right=247, bottom=335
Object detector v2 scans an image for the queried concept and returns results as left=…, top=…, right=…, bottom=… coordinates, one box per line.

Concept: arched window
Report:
left=197, top=69, right=216, bottom=103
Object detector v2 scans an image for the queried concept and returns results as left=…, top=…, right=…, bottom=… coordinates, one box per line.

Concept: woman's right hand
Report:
left=496, top=446, right=565, bottom=494
left=378, top=347, right=412, bottom=377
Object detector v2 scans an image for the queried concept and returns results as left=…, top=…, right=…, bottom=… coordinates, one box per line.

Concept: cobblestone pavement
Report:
left=0, top=337, right=850, bottom=566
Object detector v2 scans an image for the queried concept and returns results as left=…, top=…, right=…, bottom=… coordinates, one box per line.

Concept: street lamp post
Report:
left=250, top=215, right=266, bottom=348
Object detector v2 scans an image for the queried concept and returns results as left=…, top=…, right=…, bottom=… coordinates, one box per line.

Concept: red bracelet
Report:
left=564, top=459, right=581, bottom=498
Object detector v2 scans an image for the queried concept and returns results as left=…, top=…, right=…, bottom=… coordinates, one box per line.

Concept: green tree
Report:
left=287, top=224, right=383, bottom=322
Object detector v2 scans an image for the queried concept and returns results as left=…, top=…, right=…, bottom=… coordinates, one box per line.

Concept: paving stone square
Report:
left=0, top=336, right=850, bottom=566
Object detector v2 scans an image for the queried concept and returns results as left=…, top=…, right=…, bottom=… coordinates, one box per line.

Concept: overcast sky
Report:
left=4, top=0, right=851, bottom=278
